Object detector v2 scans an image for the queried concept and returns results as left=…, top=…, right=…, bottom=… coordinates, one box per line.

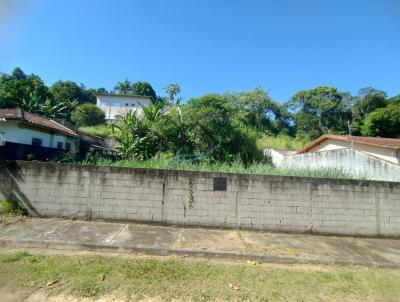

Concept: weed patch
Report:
left=0, top=200, right=27, bottom=215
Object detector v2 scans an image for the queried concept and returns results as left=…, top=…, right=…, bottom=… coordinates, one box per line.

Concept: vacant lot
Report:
left=0, top=251, right=399, bottom=302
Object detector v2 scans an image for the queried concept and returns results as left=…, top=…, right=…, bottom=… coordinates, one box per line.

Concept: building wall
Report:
left=96, top=95, right=153, bottom=120
left=308, top=138, right=399, bottom=164
left=308, top=139, right=350, bottom=152
left=264, top=149, right=285, bottom=166
left=1, top=160, right=399, bottom=237
left=0, top=121, right=77, bottom=151
left=280, top=148, right=400, bottom=182
left=0, top=142, right=64, bottom=161
left=353, top=142, right=400, bottom=164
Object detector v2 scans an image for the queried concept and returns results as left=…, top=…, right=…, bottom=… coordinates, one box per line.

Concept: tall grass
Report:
left=79, top=124, right=114, bottom=138
left=256, top=134, right=308, bottom=151
left=68, top=153, right=363, bottom=180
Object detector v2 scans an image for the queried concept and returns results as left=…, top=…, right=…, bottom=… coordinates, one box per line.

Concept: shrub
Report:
left=79, top=124, right=114, bottom=137
left=0, top=200, right=27, bottom=215
left=256, top=134, right=308, bottom=151
left=361, top=104, right=400, bottom=138
left=71, top=103, right=105, bottom=127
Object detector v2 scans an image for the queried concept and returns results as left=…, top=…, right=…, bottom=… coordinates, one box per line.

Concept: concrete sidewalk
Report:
left=0, top=217, right=399, bottom=268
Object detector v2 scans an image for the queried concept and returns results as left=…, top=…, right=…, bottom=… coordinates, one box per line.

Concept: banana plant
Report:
left=20, top=93, right=41, bottom=113
left=40, top=99, right=68, bottom=118
left=142, top=101, right=165, bottom=122
left=111, top=111, right=141, bottom=158
left=112, top=111, right=160, bottom=160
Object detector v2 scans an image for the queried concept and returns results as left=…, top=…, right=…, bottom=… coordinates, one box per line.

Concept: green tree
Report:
left=164, top=83, right=181, bottom=105
left=114, top=79, right=132, bottom=94
left=350, top=87, right=387, bottom=135
left=361, top=104, right=400, bottom=138
left=71, top=103, right=105, bottom=127
left=287, top=86, right=348, bottom=140
left=131, top=81, right=157, bottom=102
left=185, top=94, right=262, bottom=163
left=0, top=67, right=49, bottom=109
left=50, top=81, right=95, bottom=105
left=88, top=87, right=108, bottom=94
left=388, top=95, right=400, bottom=106
left=228, top=87, right=292, bottom=135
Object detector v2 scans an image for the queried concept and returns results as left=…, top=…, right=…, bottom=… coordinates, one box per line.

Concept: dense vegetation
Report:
left=1, top=67, right=399, bottom=166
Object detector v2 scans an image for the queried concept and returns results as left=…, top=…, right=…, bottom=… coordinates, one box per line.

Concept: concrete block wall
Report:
left=0, top=161, right=399, bottom=237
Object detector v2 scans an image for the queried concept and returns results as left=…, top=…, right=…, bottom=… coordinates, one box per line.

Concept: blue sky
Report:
left=1, top=0, right=399, bottom=103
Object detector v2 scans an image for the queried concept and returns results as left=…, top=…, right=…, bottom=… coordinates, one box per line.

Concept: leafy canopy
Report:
left=131, top=81, right=157, bottom=102
left=71, top=103, right=105, bottom=127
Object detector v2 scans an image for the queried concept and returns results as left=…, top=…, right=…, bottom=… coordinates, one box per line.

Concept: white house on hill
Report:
left=95, top=93, right=153, bottom=122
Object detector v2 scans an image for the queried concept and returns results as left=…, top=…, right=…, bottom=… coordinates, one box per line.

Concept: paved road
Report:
left=0, top=217, right=399, bottom=268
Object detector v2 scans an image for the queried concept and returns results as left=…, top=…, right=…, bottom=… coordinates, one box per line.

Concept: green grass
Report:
left=0, top=200, right=27, bottom=215
left=79, top=124, right=114, bottom=138
left=256, top=134, right=309, bottom=151
left=75, top=153, right=363, bottom=180
left=0, top=251, right=399, bottom=301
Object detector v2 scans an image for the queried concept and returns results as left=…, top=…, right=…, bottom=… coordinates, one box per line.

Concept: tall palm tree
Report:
left=164, top=83, right=181, bottom=105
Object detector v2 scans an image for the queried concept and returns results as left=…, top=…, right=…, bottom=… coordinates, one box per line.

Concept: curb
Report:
left=1, top=239, right=399, bottom=269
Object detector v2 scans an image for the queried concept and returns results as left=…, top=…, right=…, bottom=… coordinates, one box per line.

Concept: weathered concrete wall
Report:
left=1, top=161, right=399, bottom=237
left=277, top=149, right=400, bottom=182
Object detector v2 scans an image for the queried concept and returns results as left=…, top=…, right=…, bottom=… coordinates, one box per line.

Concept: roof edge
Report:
left=297, top=134, right=400, bottom=154
left=94, top=93, right=154, bottom=100
left=0, top=108, right=78, bottom=138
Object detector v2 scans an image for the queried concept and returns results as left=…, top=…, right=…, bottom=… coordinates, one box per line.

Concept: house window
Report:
left=125, top=103, right=129, bottom=106
left=32, top=138, right=42, bottom=146
left=131, top=103, right=135, bottom=107
left=57, top=142, right=63, bottom=149
left=65, top=143, right=71, bottom=151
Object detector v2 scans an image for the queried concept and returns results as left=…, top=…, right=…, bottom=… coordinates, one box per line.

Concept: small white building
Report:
left=266, top=135, right=400, bottom=182
left=298, top=135, right=400, bottom=165
left=95, top=93, right=153, bottom=122
left=0, top=108, right=79, bottom=160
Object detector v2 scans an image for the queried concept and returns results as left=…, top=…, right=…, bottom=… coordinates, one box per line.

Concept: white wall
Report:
left=280, top=148, right=400, bottom=182
left=308, top=138, right=399, bottom=164
left=352, top=142, right=399, bottom=164
left=264, top=149, right=284, bottom=166
left=0, top=120, right=77, bottom=151
left=96, top=95, right=153, bottom=120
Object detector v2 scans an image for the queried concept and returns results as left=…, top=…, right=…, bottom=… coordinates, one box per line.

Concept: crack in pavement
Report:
left=104, top=224, right=127, bottom=244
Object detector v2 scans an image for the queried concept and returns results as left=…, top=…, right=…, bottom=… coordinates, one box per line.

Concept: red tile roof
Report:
left=298, top=134, right=400, bottom=153
left=0, top=108, right=78, bottom=137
